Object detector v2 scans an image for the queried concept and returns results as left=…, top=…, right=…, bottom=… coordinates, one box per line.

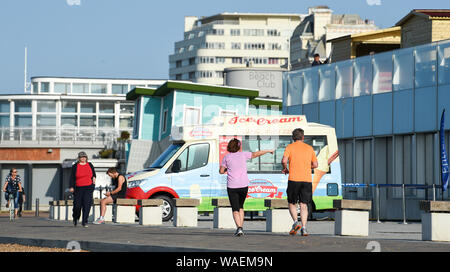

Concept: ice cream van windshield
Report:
left=149, top=143, right=184, bottom=168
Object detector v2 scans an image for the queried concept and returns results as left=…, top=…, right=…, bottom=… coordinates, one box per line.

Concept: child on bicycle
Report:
left=2, top=168, right=23, bottom=219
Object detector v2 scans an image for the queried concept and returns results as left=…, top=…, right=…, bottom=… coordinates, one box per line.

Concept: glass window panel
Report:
left=14, top=101, right=31, bottom=112
left=37, top=115, right=56, bottom=127
left=318, top=65, right=335, bottom=101
left=99, top=102, right=114, bottom=114
left=37, top=101, right=56, bottom=112
left=14, top=115, right=32, bottom=127
left=119, top=116, right=133, bottom=128
left=80, top=116, right=96, bottom=127
left=61, top=116, right=77, bottom=127
left=335, top=60, right=353, bottom=99
left=353, top=56, right=372, bottom=96
left=187, top=143, right=209, bottom=170
left=98, top=116, right=114, bottom=128
left=120, top=103, right=134, bottom=114
left=112, top=84, right=128, bottom=94
left=303, top=67, right=319, bottom=103
left=80, top=102, right=96, bottom=113
left=438, top=40, right=450, bottom=85
left=184, top=107, right=200, bottom=125
left=373, top=52, right=392, bottom=94
left=72, top=83, right=89, bottom=94
left=0, top=116, right=10, bottom=127
left=61, top=101, right=77, bottom=113
left=54, top=83, right=70, bottom=94
left=415, top=45, right=437, bottom=88
left=286, top=72, right=303, bottom=106
left=173, top=147, right=188, bottom=172
left=91, top=84, right=107, bottom=94
left=0, top=101, right=10, bottom=113
left=32, top=82, right=38, bottom=94
left=41, top=82, right=49, bottom=93
left=242, top=136, right=259, bottom=172
left=393, top=48, right=414, bottom=91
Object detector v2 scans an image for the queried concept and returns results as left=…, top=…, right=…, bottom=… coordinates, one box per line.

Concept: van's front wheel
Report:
left=152, top=195, right=174, bottom=222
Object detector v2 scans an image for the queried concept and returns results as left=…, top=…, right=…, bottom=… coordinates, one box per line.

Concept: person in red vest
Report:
left=69, top=151, right=96, bottom=227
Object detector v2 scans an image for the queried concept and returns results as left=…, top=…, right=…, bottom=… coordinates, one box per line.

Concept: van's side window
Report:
left=168, top=143, right=210, bottom=173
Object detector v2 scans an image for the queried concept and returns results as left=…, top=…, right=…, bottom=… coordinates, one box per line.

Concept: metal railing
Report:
left=0, top=127, right=132, bottom=145
left=342, top=183, right=448, bottom=224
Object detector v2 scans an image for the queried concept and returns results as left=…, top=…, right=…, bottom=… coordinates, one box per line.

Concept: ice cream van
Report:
left=125, top=115, right=342, bottom=221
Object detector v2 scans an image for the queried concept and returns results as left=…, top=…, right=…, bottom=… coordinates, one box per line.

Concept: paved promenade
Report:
left=0, top=213, right=449, bottom=252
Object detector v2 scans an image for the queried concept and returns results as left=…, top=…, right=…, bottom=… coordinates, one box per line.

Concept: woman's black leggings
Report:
left=72, top=185, right=94, bottom=225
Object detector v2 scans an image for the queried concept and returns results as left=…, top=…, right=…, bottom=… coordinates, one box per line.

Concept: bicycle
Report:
left=8, top=192, right=15, bottom=221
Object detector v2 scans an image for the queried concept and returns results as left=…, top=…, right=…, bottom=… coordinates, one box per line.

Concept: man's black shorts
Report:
left=227, top=187, right=248, bottom=212
left=287, top=181, right=312, bottom=204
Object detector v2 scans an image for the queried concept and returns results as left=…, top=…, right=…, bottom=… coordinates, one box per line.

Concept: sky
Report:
left=0, top=0, right=449, bottom=94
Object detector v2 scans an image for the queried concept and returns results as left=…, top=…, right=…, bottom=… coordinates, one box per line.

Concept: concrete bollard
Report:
left=57, top=200, right=66, bottom=221
left=138, top=199, right=163, bottom=226
left=420, top=201, right=450, bottom=242
left=66, top=200, right=74, bottom=221
left=211, top=198, right=235, bottom=229
left=114, top=199, right=138, bottom=224
left=264, top=199, right=291, bottom=233
left=173, top=198, right=200, bottom=227
left=333, top=199, right=372, bottom=237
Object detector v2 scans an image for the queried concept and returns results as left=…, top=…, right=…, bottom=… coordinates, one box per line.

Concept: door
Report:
left=169, top=142, right=213, bottom=211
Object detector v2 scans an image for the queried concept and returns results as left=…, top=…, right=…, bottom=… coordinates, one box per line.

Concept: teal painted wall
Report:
left=140, top=96, right=161, bottom=141
left=173, top=91, right=248, bottom=125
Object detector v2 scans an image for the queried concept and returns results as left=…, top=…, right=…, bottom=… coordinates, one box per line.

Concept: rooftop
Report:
left=396, top=9, right=450, bottom=26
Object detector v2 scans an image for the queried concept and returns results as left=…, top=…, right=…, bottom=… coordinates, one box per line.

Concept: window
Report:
left=112, top=84, right=128, bottom=94
left=120, top=103, right=134, bottom=114
left=230, top=29, right=240, bottom=36
left=80, top=102, right=96, bottom=113
left=231, top=43, right=241, bottom=50
left=14, top=101, right=31, bottom=112
left=80, top=116, right=96, bottom=127
left=0, top=101, right=10, bottom=113
left=37, top=115, right=56, bottom=127
left=61, top=116, right=77, bottom=127
left=32, top=82, right=38, bottom=94
left=176, top=60, right=182, bottom=68
left=62, top=101, right=77, bottom=113
left=120, top=116, right=133, bottom=128
left=232, top=57, right=242, bottom=64
left=54, top=83, right=70, bottom=94
left=184, top=106, right=201, bottom=125
left=169, top=143, right=210, bottom=173
left=216, top=57, right=225, bottom=64
left=98, top=116, right=114, bottom=128
left=0, top=116, right=9, bottom=127
left=99, top=102, right=114, bottom=114
left=220, top=109, right=237, bottom=117
left=243, top=29, right=264, bottom=36
left=162, top=109, right=168, bottom=133
left=240, top=135, right=327, bottom=173
left=91, top=84, right=107, bottom=94
left=14, top=115, right=32, bottom=127
left=73, top=83, right=89, bottom=94
left=41, top=82, right=50, bottom=93
left=267, top=29, right=281, bottom=36
left=268, top=43, right=281, bottom=50
left=37, top=101, right=56, bottom=113
left=189, top=57, right=196, bottom=65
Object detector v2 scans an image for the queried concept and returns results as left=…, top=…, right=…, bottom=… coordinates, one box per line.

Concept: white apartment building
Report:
left=169, top=13, right=305, bottom=85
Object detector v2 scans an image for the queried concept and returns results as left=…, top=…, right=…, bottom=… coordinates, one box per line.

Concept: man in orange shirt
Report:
left=282, top=128, right=318, bottom=236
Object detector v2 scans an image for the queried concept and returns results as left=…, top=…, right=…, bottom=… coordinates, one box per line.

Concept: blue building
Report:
left=283, top=38, right=450, bottom=220
left=125, top=80, right=282, bottom=173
